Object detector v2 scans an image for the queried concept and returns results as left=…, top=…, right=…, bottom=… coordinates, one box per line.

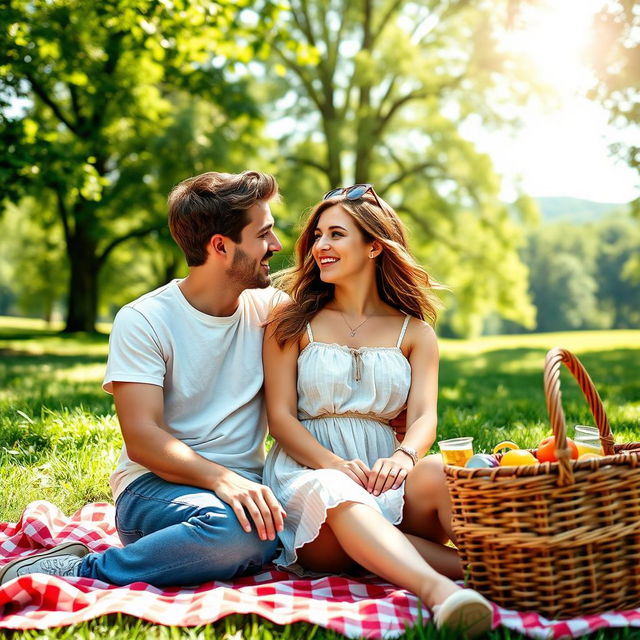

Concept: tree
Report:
left=0, top=198, right=68, bottom=323
left=594, top=215, right=640, bottom=328
left=265, top=0, right=543, bottom=335
left=522, top=225, right=600, bottom=332
left=0, top=0, right=277, bottom=331
left=587, top=0, right=640, bottom=207
left=515, top=214, right=640, bottom=333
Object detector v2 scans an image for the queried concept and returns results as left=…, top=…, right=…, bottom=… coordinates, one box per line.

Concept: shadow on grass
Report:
left=0, top=328, right=109, bottom=342
left=0, top=350, right=107, bottom=364
left=1, top=348, right=112, bottom=417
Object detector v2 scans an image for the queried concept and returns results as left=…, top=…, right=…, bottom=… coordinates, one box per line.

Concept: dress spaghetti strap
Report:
left=396, top=315, right=410, bottom=348
left=306, top=322, right=314, bottom=343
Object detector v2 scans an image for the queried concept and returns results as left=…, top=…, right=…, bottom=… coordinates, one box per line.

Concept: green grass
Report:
left=1, top=316, right=639, bottom=639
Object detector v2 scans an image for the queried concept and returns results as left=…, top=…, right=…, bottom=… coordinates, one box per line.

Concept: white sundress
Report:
left=263, top=315, right=412, bottom=575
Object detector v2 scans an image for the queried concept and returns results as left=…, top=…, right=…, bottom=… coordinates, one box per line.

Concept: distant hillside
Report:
left=535, top=197, right=628, bottom=224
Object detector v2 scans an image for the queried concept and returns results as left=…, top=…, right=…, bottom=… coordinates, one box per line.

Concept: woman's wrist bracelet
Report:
left=394, top=445, right=418, bottom=466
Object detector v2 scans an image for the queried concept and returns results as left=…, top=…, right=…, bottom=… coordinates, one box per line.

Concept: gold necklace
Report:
left=340, top=312, right=371, bottom=337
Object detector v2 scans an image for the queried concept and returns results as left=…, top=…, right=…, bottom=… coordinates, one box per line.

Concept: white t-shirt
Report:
left=103, top=279, right=285, bottom=502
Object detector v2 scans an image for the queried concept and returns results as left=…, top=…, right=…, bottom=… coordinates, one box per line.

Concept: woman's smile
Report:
left=318, top=256, right=340, bottom=269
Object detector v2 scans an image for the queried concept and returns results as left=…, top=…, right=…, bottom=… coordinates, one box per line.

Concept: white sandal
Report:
left=432, top=589, right=493, bottom=638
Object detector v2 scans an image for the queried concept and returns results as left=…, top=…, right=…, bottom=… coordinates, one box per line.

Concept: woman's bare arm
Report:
left=367, top=321, right=439, bottom=495
left=263, top=320, right=370, bottom=487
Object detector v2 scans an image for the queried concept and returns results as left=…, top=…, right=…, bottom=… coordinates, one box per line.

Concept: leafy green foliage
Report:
left=0, top=0, right=279, bottom=331
left=534, top=197, right=628, bottom=225
left=516, top=214, right=640, bottom=332
left=587, top=0, right=640, bottom=208
left=265, top=0, right=555, bottom=336
left=0, top=198, right=68, bottom=320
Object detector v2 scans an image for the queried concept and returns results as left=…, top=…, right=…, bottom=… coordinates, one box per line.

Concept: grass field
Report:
left=1, top=316, right=639, bottom=639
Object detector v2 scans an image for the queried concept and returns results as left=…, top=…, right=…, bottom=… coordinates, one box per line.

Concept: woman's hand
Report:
left=367, top=454, right=413, bottom=496
left=328, top=458, right=371, bottom=488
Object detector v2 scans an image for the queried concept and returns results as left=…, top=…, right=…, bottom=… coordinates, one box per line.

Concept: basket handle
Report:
left=543, top=347, right=615, bottom=486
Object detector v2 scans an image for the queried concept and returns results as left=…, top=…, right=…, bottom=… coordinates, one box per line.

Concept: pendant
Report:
left=350, top=330, right=356, bottom=337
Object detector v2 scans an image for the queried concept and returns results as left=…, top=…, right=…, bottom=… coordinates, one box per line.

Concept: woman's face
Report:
left=311, top=205, right=376, bottom=284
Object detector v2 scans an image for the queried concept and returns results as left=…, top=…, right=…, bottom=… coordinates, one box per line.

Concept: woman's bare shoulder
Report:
left=405, top=317, right=438, bottom=352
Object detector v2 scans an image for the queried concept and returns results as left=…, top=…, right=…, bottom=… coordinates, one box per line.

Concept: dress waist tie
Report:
left=301, top=412, right=390, bottom=426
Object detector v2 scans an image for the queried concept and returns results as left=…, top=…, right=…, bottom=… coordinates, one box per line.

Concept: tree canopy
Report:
left=0, top=0, right=278, bottom=331
left=267, top=0, right=540, bottom=335
left=587, top=0, right=640, bottom=200
left=1, top=0, right=636, bottom=336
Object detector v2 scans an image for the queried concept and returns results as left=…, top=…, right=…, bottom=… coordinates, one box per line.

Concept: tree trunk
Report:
left=354, top=97, right=373, bottom=185
left=322, top=114, right=343, bottom=187
left=354, top=0, right=373, bottom=185
left=64, top=228, right=99, bottom=333
left=44, top=296, right=53, bottom=326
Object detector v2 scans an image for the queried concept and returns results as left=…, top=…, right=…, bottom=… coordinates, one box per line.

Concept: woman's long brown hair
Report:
left=269, top=194, right=441, bottom=347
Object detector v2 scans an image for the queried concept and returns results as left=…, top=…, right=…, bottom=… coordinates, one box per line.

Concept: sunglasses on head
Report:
left=323, top=183, right=383, bottom=209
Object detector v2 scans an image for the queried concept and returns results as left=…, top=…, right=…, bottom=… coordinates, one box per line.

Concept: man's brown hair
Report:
left=168, top=171, right=279, bottom=266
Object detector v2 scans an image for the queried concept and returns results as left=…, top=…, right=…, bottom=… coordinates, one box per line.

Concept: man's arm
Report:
left=112, top=381, right=285, bottom=541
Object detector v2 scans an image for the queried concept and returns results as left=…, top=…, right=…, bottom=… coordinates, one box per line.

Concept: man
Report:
left=0, top=171, right=286, bottom=586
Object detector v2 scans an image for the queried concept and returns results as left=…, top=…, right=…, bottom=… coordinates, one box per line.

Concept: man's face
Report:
left=226, top=200, right=282, bottom=289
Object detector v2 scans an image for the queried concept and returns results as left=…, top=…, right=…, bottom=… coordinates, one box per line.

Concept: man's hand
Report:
left=366, top=454, right=412, bottom=496
left=390, top=409, right=407, bottom=442
left=328, top=458, right=371, bottom=488
left=213, top=470, right=286, bottom=542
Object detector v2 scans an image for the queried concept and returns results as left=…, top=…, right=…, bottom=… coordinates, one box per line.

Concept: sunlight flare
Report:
left=503, top=0, right=604, bottom=95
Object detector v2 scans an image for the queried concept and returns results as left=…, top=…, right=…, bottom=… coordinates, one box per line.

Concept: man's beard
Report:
left=226, top=247, right=271, bottom=289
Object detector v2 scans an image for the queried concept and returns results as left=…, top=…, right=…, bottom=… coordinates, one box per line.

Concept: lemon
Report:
left=578, top=452, right=603, bottom=460
left=492, top=441, right=519, bottom=455
left=499, top=449, right=538, bottom=466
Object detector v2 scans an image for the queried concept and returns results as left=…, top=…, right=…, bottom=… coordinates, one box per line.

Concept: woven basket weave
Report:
left=444, top=347, right=640, bottom=619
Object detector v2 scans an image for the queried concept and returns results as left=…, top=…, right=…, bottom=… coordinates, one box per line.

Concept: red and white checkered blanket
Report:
left=1, top=502, right=640, bottom=638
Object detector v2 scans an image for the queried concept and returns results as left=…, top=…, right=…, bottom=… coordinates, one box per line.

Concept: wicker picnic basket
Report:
left=444, top=347, right=640, bottom=619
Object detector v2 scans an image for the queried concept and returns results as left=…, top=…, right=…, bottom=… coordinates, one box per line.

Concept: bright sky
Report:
left=464, top=0, right=639, bottom=204
left=475, top=99, right=639, bottom=204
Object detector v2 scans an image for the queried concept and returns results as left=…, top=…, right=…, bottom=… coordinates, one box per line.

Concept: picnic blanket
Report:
left=2, top=502, right=640, bottom=638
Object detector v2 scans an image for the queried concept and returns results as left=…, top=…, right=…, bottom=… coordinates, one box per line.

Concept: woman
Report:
left=262, top=185, right=492, bottom=636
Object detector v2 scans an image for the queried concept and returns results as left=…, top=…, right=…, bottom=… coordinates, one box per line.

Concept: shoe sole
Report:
left=0, top=541, right=91, bottom=584
left=443, top=601, right=493, bottom=638
left=434, top=590, right=494, bottom=639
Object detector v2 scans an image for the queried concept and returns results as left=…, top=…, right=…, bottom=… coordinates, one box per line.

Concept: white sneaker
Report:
left=0, top=541, right=90, bottom=584
left=432, top=588, right=493, bottom=638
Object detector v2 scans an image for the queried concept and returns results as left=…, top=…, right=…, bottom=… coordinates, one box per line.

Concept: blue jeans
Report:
left=79, top=473, right=278, bottom=586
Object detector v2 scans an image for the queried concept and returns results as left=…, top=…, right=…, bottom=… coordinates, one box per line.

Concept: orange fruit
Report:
left=536, top=436, right=579, bottom=462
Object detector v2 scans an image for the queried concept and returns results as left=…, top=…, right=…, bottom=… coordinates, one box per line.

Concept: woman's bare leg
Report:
left=299, top=501, right=460, bottom=609
left=296, top=499, right=491, bottom=636
left=401, top=454, right=457, bottom=544
left=296, top=522, right=355, bottom=573
left=298, top=517, right=461, bottom=580
left=297, top=455, right=460, bottom=580
left=403, top=533, right=462, bottom=579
